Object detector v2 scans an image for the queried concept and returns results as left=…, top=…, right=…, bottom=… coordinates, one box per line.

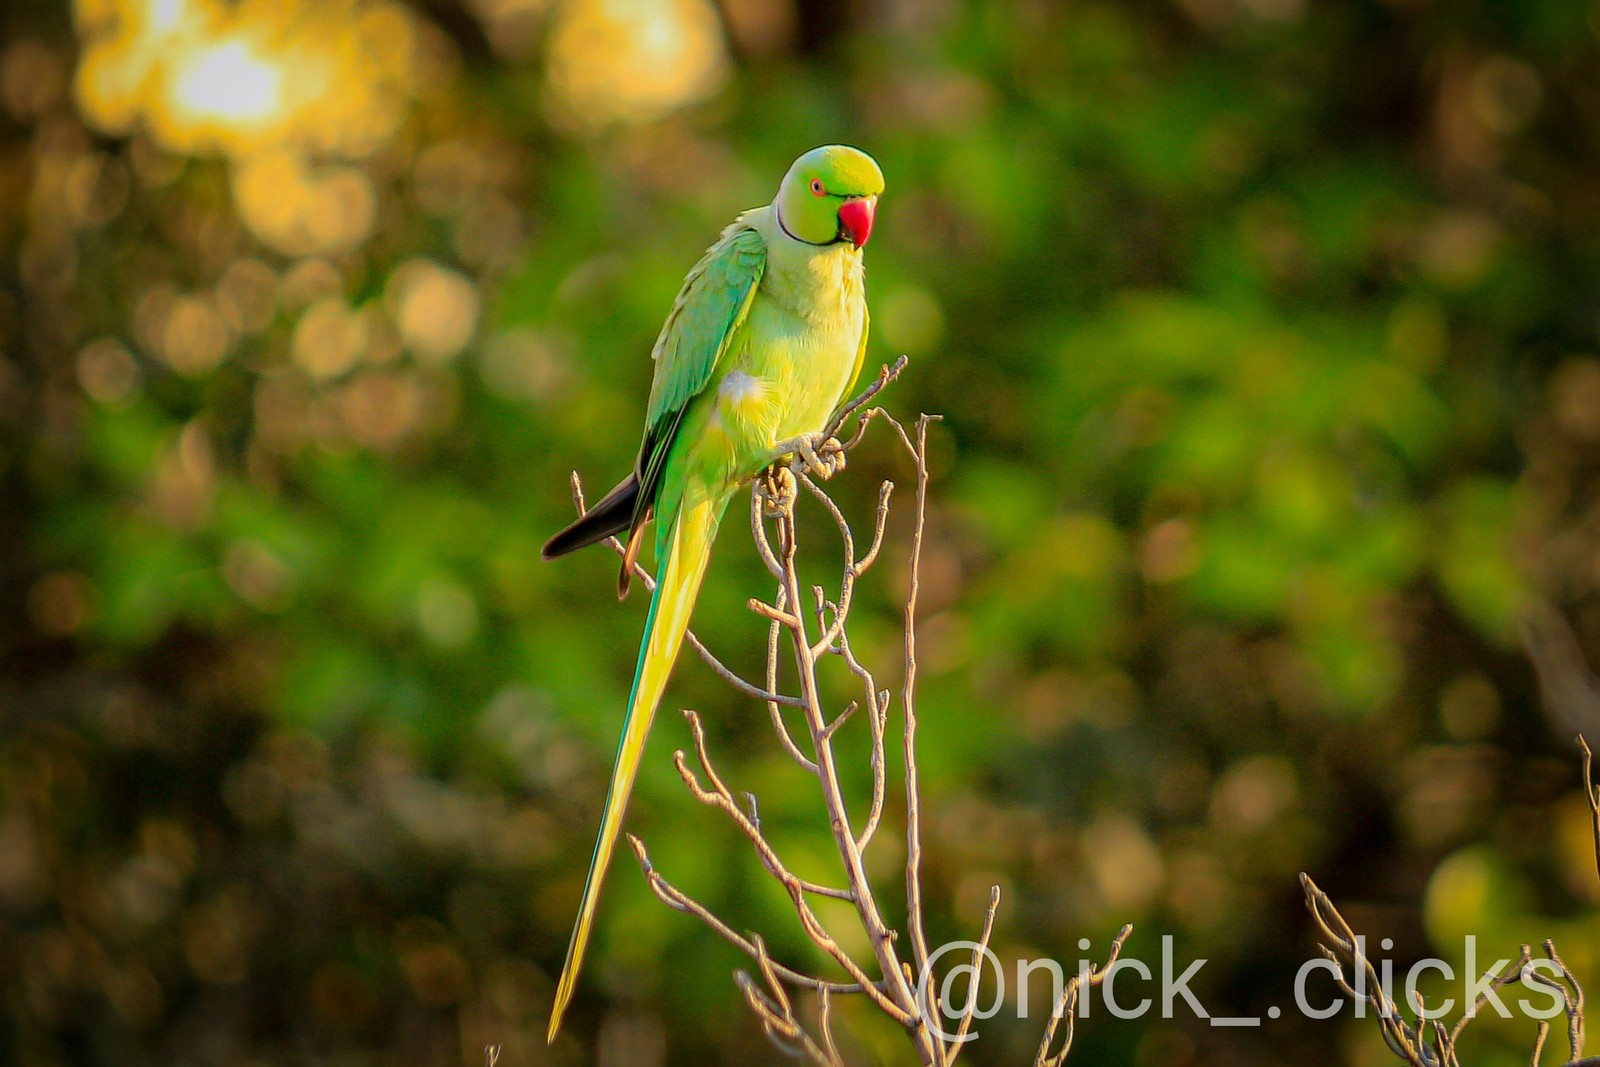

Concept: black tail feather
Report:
left=543, top=474, right=641, bottom=560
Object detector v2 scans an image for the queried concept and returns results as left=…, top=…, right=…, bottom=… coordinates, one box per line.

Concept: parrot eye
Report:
left=809, top=178, right=825, bottom=196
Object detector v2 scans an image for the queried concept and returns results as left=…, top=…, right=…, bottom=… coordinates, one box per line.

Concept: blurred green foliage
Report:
left=3, top=0, right=1600, bottom=1064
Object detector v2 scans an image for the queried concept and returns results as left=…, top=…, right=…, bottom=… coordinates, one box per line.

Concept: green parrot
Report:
left=540, top=144, right=884, bottom=1040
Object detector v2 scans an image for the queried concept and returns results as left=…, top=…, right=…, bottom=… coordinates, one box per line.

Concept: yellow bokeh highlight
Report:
left=168, top=38, right=284, bottom=130
left=388, top=259, right=480, bottom=365
left=73, top=0, right=419, bottom=254
left=232, top=150, right=377, bottom=257
left=543, top=0, right=729, bottom=133
left=74, top=0, right=414, bottom=158
left=292, top=298, right=369, bottom=380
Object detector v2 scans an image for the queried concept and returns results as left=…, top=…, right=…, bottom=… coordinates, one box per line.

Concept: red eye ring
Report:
left=809, top=178, right=825, bottom=196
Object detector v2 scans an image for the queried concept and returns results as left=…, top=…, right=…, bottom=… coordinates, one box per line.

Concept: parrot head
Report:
left=774, top=145, right=885, bottom=250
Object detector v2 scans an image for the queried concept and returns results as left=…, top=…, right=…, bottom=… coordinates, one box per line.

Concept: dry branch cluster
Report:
left=1301, top=737, right=1600, bottom=1067
left=569, top=358, right=1127, bottom=1066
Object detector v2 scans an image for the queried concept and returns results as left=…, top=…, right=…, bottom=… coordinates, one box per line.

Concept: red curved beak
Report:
left=838, top=196, right=876, bottom=250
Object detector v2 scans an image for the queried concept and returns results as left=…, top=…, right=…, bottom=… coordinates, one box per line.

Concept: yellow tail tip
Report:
left=547, top=981, right=575, bottom=1043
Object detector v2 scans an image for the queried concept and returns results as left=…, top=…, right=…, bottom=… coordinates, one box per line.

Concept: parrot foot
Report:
left=776, top=433, right=847, bottom=481
left=758, top=465, right=797, bottom=516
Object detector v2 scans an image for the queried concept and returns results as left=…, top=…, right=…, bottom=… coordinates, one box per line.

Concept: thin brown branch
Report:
left=749, top=596, right=801, bottom=628
left=819, top=700, right=860, bottom=743
left=750, top=478, right=787, bottom=578
left=765, top=604, right=817, bottom=773
left=660, top=715, right=915, bottom=1026
left=734, top=934, right=842, bottom=1067
left=854, top=481, right=895, bottom=574
left=1529, top=938, right=1585, bottom=1062
left=823, top=356, right=910, bottom=442
left=818, top=986, right=844, bottom=1067
left=1303, top=874, right=1437, bottom=1067
left=835, top=629, right=889, bottom=854
left=673, top=710, right=853, bottom=902
left=948, top=886, right=1003, bottom=1061
left=1582, top=735, right=1600, bottom=889
left=1033, top=924, right=1134, bottom=1067
left=736, top=953, right=836, bottom=1067
left=626, top=834, right=865, bottom=996
left=800, top=471, right=860, bottom=658
left=1302, top=872, right=1594, bottom=1067
left=899, top=414, right=939, bottom=1004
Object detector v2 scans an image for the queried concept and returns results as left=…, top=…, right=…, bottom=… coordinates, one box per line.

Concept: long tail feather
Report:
left=543, top=473, right=641, bottom=560
left=547, top=492, right=724, bottom=1042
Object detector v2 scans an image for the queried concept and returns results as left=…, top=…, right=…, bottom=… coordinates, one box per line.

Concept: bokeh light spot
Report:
left=168, top=38, right=283, bottom=130
left=292, top=298, right=369, bottom=380
left=77, top=337, right=142, bottom=407
left=543, top=0, right=729, bottom=133
left=389, top=258, right=479, bottom=365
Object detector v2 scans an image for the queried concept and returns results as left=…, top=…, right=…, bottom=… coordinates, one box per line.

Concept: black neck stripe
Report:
left=776, top=204, right=845, bottom=247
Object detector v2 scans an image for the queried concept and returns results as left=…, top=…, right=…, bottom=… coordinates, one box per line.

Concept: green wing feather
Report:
left=633, top=221, right=766, bottom=511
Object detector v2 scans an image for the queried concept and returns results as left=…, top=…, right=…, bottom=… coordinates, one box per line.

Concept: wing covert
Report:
left=633, top=220, right=766, bottom=505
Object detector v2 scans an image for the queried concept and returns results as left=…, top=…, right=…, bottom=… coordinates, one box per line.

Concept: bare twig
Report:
left=1582, top=735, right=1600, bottom=887
left=1529, top=939, right=1584, bottom=1060
left=735, top=935, right=841, bottom=1067
left=1303, top=873, right=1440, bottom=1066
left=948, top=885, right=1003, bottom=1060
left=894, top=413, right=940, bottom=1011
left=1034, top=924, right=1135, bottom=1067
left=761, top=590, right=816, bottom=773
left=627, top=834, right=866, bottom=996
left=673, top=710, right=853, bottom=901
left=818, top=986, right=844, bottom=1067
left=748, top=596, right=801, bottom=628
left=822, top=356, right=909, bottom=442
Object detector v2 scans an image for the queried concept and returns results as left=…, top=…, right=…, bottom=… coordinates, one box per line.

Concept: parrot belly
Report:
left=701, top=279, right=864, bottom=482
